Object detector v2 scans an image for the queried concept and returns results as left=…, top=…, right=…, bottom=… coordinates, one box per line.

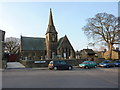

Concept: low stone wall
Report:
left=19, top=60, right=34, bottom=68
left=19, top=58, right=104, bottom=68
left=64, top=59, right=85, bottom=66
left=19, top=59, right=86, bottom=68
left=95, top=58, right=105, bottom=64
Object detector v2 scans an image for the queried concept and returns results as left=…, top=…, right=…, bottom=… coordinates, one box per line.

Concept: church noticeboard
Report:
left=34, top=61, right=46, bottom=63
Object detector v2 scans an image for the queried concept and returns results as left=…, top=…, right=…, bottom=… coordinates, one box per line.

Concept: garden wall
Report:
left=19, top=58, right=104, bottom=68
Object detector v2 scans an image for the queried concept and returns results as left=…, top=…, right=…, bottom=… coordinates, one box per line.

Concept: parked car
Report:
left=48, top=60, right=73, bottom=70
left=79, top=61, right=97, bottom=69
left=99, top=60, right=115, bottom=68
left=114, top=60, right=120, bottom=67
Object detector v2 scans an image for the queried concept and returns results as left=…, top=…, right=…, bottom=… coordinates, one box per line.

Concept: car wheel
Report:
left=85, top=66, right=89, bottom=69
left=54, top=67, right=57, bottom=70
left=106, top=65, right=109, bottom=68
left=94, top=66, right=97, bottom=68
left=49, top=68, right=52, bottom=70
left=68, top=66, right=72, bottom=70
left=118, top=65, right=120, bottom=67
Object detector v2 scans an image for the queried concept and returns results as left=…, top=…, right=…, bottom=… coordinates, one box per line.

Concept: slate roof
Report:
left=75, top=51, right=81, bottom=55
left=21, top=36, right=46, bottom=51
left=57, top=37, right=64, bottom=49
left=46, top=25, right=57, bottom=34
left=57, top=35, right=75, bottom=52
left=83, top=49, right=95, bottom=55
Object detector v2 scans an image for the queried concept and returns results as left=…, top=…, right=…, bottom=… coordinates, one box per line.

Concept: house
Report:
left=102, top=48, right=120, bottom=60
left=20, top=9, right=75, bottom=60
left=76, top=49, right=96, bottom=60
left=94, top=51, right=102, bottom=58
left=75, top=50, right=81, bottom=59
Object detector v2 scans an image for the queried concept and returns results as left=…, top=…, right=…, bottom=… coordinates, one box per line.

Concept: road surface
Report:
left=2, top=67, right=119, bottom=88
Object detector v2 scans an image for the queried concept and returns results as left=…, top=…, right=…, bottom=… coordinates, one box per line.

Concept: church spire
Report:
left=46, top=8, right=58, bottom=35
left=49, top=8, right=54, bottom=26
left=45, top=8, right=58, bottom=59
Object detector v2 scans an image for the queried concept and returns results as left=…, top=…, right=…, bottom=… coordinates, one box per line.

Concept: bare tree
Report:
left=5, top=37, right=20, bottom=54
left=82, top=13, right=120, bottom=59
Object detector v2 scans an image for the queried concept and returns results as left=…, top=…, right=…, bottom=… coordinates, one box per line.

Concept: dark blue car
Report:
left=99, top=60, right=115, bottom=68
left=114, top=60, right=120, bottom=67
left=48, top=60, right=73, bottom=70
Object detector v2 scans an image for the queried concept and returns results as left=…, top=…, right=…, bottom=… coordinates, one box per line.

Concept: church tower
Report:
left=45, top=8, right=58, bottom=59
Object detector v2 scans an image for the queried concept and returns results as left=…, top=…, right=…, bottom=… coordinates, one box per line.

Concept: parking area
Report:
left=2, top=67, right=119, bottom=88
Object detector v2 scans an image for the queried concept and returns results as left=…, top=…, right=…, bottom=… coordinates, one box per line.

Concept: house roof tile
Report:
left=21, top=36, right=46, bottom=51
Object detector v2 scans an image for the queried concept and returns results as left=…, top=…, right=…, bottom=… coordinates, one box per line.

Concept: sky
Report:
left=0, top=2, right=118, bottom=51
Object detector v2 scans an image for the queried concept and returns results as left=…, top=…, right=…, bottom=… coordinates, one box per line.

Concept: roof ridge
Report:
left=21, top=36, right=45, bottom=39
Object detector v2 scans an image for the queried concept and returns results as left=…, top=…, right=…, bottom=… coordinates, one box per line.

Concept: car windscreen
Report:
left=55, top=61, right=66, bottom=65
left=91, top=62, right=96, bottom=64
left=103, top=61, right=110, bottom=63
left=115, top=61, right=120, bottom=63
left=82, top=62, right=89, bottom=64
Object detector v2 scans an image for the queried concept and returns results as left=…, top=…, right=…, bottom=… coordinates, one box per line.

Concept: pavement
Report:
left=7, top=62, right=25, bottom=69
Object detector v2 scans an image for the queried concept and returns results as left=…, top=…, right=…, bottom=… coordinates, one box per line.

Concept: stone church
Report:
left=20, top=9, right=75, bottom=60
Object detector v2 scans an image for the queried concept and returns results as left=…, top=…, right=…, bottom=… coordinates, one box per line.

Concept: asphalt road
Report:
left=2, top=67, right=119, bottom=88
